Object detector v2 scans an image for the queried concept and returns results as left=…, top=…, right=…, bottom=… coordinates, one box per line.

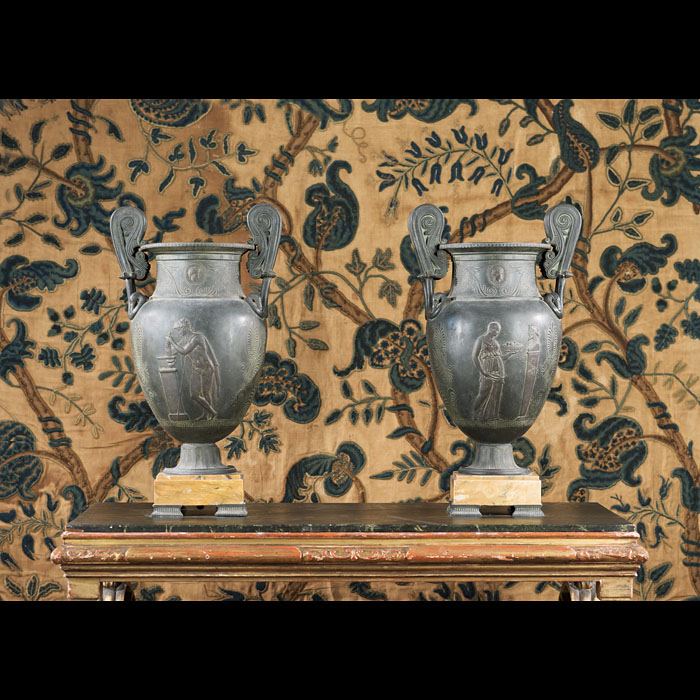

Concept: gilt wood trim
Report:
left=51, top=502, right=647, bottom=595
left=52, top=533, right=647, bottom=581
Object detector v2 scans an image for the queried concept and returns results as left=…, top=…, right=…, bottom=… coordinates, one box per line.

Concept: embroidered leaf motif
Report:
left=0, top=255, right=79, bottom=311
left=282, top=441, right=366, bottom=501
left=553, top=99, right=600, bottom=172
left=0, top=319, right=35, bottom=383
left=0, top=420, right=43, bottom=500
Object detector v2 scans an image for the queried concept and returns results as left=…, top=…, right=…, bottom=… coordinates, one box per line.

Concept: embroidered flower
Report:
left=53, top=157, right=127, bottom=237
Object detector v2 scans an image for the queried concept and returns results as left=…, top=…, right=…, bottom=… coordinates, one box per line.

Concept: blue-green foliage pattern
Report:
left=2, top=98, right=700, bottom=601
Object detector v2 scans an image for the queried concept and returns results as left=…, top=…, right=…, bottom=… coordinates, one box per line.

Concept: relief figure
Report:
left=472, top=322, right=522, bottom=422
left=517, top=325, right=541, bottom=419
left=462, top=265, right=522, bottom=298
left=488, top=263, right=506, bottom=286
left=165, top=318, right=221, bottom=420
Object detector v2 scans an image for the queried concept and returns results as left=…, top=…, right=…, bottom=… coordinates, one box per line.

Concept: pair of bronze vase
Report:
left=109, top=200, right=582, bottom=518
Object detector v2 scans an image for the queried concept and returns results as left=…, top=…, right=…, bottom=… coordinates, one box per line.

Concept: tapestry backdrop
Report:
left=1, top=98, right=698, bottom=601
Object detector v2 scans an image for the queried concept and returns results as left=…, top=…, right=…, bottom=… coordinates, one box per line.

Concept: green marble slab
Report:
left=65, top=502, right=636, bottom=534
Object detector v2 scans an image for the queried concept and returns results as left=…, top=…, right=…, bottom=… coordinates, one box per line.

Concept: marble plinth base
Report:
left=152, top=472, right=247, bottom=518
left=448, top=471, right=543, bottom=518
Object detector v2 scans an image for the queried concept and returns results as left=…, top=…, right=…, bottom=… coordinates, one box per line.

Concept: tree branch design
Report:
left=257, top=107, right=452, bottom=476
left=535, top=99, right=700, bottom=597
left=0, top=292, right=93, bottom=500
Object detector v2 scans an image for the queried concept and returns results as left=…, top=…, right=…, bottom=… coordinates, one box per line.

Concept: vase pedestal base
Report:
left=152, top=472, right=247, bottom=518
left=448, top=471, right=543, bottom=518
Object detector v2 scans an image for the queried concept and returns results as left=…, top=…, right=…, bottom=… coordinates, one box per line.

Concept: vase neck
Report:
left=445, top=246, right=546, bottom=301
left=149, top=251, right=245, bottom=300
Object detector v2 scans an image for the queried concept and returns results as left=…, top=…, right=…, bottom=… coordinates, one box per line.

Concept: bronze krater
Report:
left=109, top=203, right=281, bottom=517
left=409, top=202, right=582, bottom=517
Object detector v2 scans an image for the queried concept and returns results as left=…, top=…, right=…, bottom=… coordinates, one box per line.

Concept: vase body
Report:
left=131, top=242, right=265, bottom=474
left=426, top=242, right=560, bottom=474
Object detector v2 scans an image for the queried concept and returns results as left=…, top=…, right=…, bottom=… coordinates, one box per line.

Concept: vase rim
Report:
left=440, top=241, right=551, bottom=252
left=141, top=241, right=255, bottom=254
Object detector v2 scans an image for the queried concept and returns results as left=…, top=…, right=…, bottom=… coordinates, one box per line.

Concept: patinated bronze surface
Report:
left=109, top=203, right=282, bottom=516
left=409, top=202, right=583, bottom=515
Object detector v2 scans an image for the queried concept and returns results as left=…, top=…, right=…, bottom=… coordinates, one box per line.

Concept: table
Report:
left=50, top=501, right=648, bottom=601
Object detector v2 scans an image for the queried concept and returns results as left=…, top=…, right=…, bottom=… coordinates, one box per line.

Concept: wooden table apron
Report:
left=50, top=502, right=648, bottom=600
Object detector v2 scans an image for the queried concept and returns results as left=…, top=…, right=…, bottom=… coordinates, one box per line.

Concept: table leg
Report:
left=559, top=578, right=634, bottom=601
left=559, top=581, right=598, bottom=601
left=101, top=582, right=132, bottom=601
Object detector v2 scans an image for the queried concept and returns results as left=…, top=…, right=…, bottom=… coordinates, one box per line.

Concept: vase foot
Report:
left=151, top=504, right=184, bottom=518
left=460, top=442, right=531, bottom=476
left=447, top=504, right=483, bottom=518
left=447, top=503, right=544, bottom=518
left=215, top=503, right=248, bottom=517
left=162, top=443, right=236, bottom=476
left=511, top=504, right=544, bottom=518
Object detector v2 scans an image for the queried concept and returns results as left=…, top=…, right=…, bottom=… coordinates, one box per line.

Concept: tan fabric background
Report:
left=0, top=98, right=698, bottom=600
